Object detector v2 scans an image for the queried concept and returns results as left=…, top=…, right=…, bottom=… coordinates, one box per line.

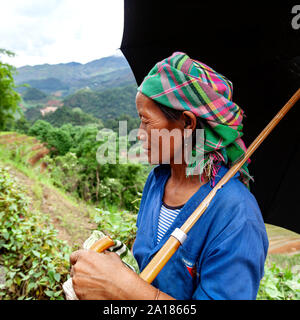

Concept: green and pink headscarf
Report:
left=138, top=51, right=252, bottom=187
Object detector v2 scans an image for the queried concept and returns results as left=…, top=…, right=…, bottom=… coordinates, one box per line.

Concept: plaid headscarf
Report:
left=138, top=51, right=252, bottom=187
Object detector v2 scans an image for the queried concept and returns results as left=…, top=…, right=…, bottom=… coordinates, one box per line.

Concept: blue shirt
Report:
left=132, top=164, right=269, bottom=300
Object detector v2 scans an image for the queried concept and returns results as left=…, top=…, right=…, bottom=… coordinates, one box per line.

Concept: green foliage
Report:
left=28, top=120, right=75, bottom=156
left=46, top=127, right=73, bottom=156
left=40, top=106, right=103, bottom=128
left=23, top=104, right=44, bottom=122
left=42, top=153, right=83, bottom=194
left=28, top=119, right=53, bottom=141
left=0, top=49, right=21, bottom=130
left=43, top=150, right=147, bottom=212
left=1, top=130, right=300, bottom=301
left=0, top=166, right=71, bottom=300
left=23, top=87, right=47, bottom=101
left=104, top=113, right=141, bottom=137
left=24, top=119, right=149, bottom=211
left=92, top=208, right=137, bottom=249
left=257, top=260, right=300, bottom=300
left=5, top=115, right=31, bottom=134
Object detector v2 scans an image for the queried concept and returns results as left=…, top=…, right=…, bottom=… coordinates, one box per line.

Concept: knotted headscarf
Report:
left=138, top=52, right=252, bottom=187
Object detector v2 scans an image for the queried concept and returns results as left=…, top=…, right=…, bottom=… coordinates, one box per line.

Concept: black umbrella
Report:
left=120, top=0, right=300, bottom=234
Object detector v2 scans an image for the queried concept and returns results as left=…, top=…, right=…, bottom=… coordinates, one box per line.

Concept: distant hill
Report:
left=38, top=106, right=103, bottom=128
left=14, top=55, right=137, bottom=96
left=23, top=87, right=47, bottom=101
left=63, top=84, right=138, bottom=122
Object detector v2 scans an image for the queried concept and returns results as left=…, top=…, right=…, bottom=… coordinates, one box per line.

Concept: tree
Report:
left=0, top=49, right=21, bottom=130
left=8, top=115, right=31, bottom=134
left=46, top=128, right=73, bottom=155
left=28, top=119, right=53, bottom=141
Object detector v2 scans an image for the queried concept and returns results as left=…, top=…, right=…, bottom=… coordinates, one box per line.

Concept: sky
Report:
left=0, top=0, right=124, bottom=67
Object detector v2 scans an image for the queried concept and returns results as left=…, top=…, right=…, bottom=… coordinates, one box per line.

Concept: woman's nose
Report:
left=137, top=123, right=147, bottom=141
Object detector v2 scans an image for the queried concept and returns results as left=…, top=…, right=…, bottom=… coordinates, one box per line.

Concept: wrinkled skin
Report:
left=70, top=249, right=174, bottom=300
left=136, top=91, right=196, bottom=165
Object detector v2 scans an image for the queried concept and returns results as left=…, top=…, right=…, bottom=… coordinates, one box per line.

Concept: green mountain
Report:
left=23, top=87, right=47, bottom=101
left=14, top=55, right=136, bottom=96
left=63, top=84, right=138, bottom=122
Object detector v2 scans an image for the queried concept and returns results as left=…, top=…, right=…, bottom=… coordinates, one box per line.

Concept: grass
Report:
left=0, top=131, right=15, bottom=136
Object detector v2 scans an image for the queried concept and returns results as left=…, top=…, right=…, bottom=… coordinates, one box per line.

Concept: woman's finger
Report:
left=70, top=250, right=84, bottom=265
left=70, top=266, right=74, bottom=277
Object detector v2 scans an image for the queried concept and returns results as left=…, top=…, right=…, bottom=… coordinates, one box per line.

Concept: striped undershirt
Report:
left=157, top=202, right=184, bottom=244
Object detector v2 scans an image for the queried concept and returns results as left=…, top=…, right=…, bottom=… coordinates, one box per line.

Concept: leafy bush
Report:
left=43, top=150, right=147, bottom=212
left=28, top=119, right=53, bottom=141
left=46, top=128, right=73, bottom=156
left=257, top=262, right=300, bottom=300
left=0, top=166, right=71, bottom=300
left=9, top=115, right=31, bottom=134
left=28, top=120, right=73, bottom=156
left=0, top=49, right=21, bottom=130
left=92, top=208, right=137, bottom=249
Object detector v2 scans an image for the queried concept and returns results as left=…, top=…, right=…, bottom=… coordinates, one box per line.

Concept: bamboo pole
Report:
left=140, top=88, right=300, bottom=284
left=89, top=236, right=115, bottom=253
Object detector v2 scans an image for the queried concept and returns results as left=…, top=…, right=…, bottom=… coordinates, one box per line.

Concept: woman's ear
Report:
left=181, top=111, right=197, bottom=131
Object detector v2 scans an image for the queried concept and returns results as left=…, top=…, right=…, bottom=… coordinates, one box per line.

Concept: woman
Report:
left=70, top=52, right=268, bottom=300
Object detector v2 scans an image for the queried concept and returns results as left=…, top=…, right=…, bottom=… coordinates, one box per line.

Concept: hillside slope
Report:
left=1, top=162, right=97, bottom=249
left=0, top=132, right=98, bottom=249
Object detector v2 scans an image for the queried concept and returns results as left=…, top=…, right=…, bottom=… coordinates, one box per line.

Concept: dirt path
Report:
left=266, top=224, right=300, bottom=256
left=4, top=164, right=97, bottom=249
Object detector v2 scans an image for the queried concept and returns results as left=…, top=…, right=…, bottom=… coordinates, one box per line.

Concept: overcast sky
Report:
left=0, top=0, right=124, bottom=67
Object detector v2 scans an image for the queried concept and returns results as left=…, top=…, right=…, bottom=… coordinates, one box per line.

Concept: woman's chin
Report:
left=143, top=149, right=173, bottom=165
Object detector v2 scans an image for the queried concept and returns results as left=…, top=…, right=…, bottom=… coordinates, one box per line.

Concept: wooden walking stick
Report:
left=139, top=88, right=300, bottom=284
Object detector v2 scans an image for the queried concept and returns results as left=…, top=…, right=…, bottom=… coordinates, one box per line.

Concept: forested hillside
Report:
left=32, top=106, right=103, bottom=128
left=63, top=84, right=138, bottom=121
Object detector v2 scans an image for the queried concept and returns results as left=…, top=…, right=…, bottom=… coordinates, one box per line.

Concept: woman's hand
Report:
left=70, top=249, right=176, bottom=300
left=70, top=249, right=136, bottom=300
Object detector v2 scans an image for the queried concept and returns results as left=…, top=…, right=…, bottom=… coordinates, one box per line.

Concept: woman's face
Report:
left=135, top=92, right=185, bottom=164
